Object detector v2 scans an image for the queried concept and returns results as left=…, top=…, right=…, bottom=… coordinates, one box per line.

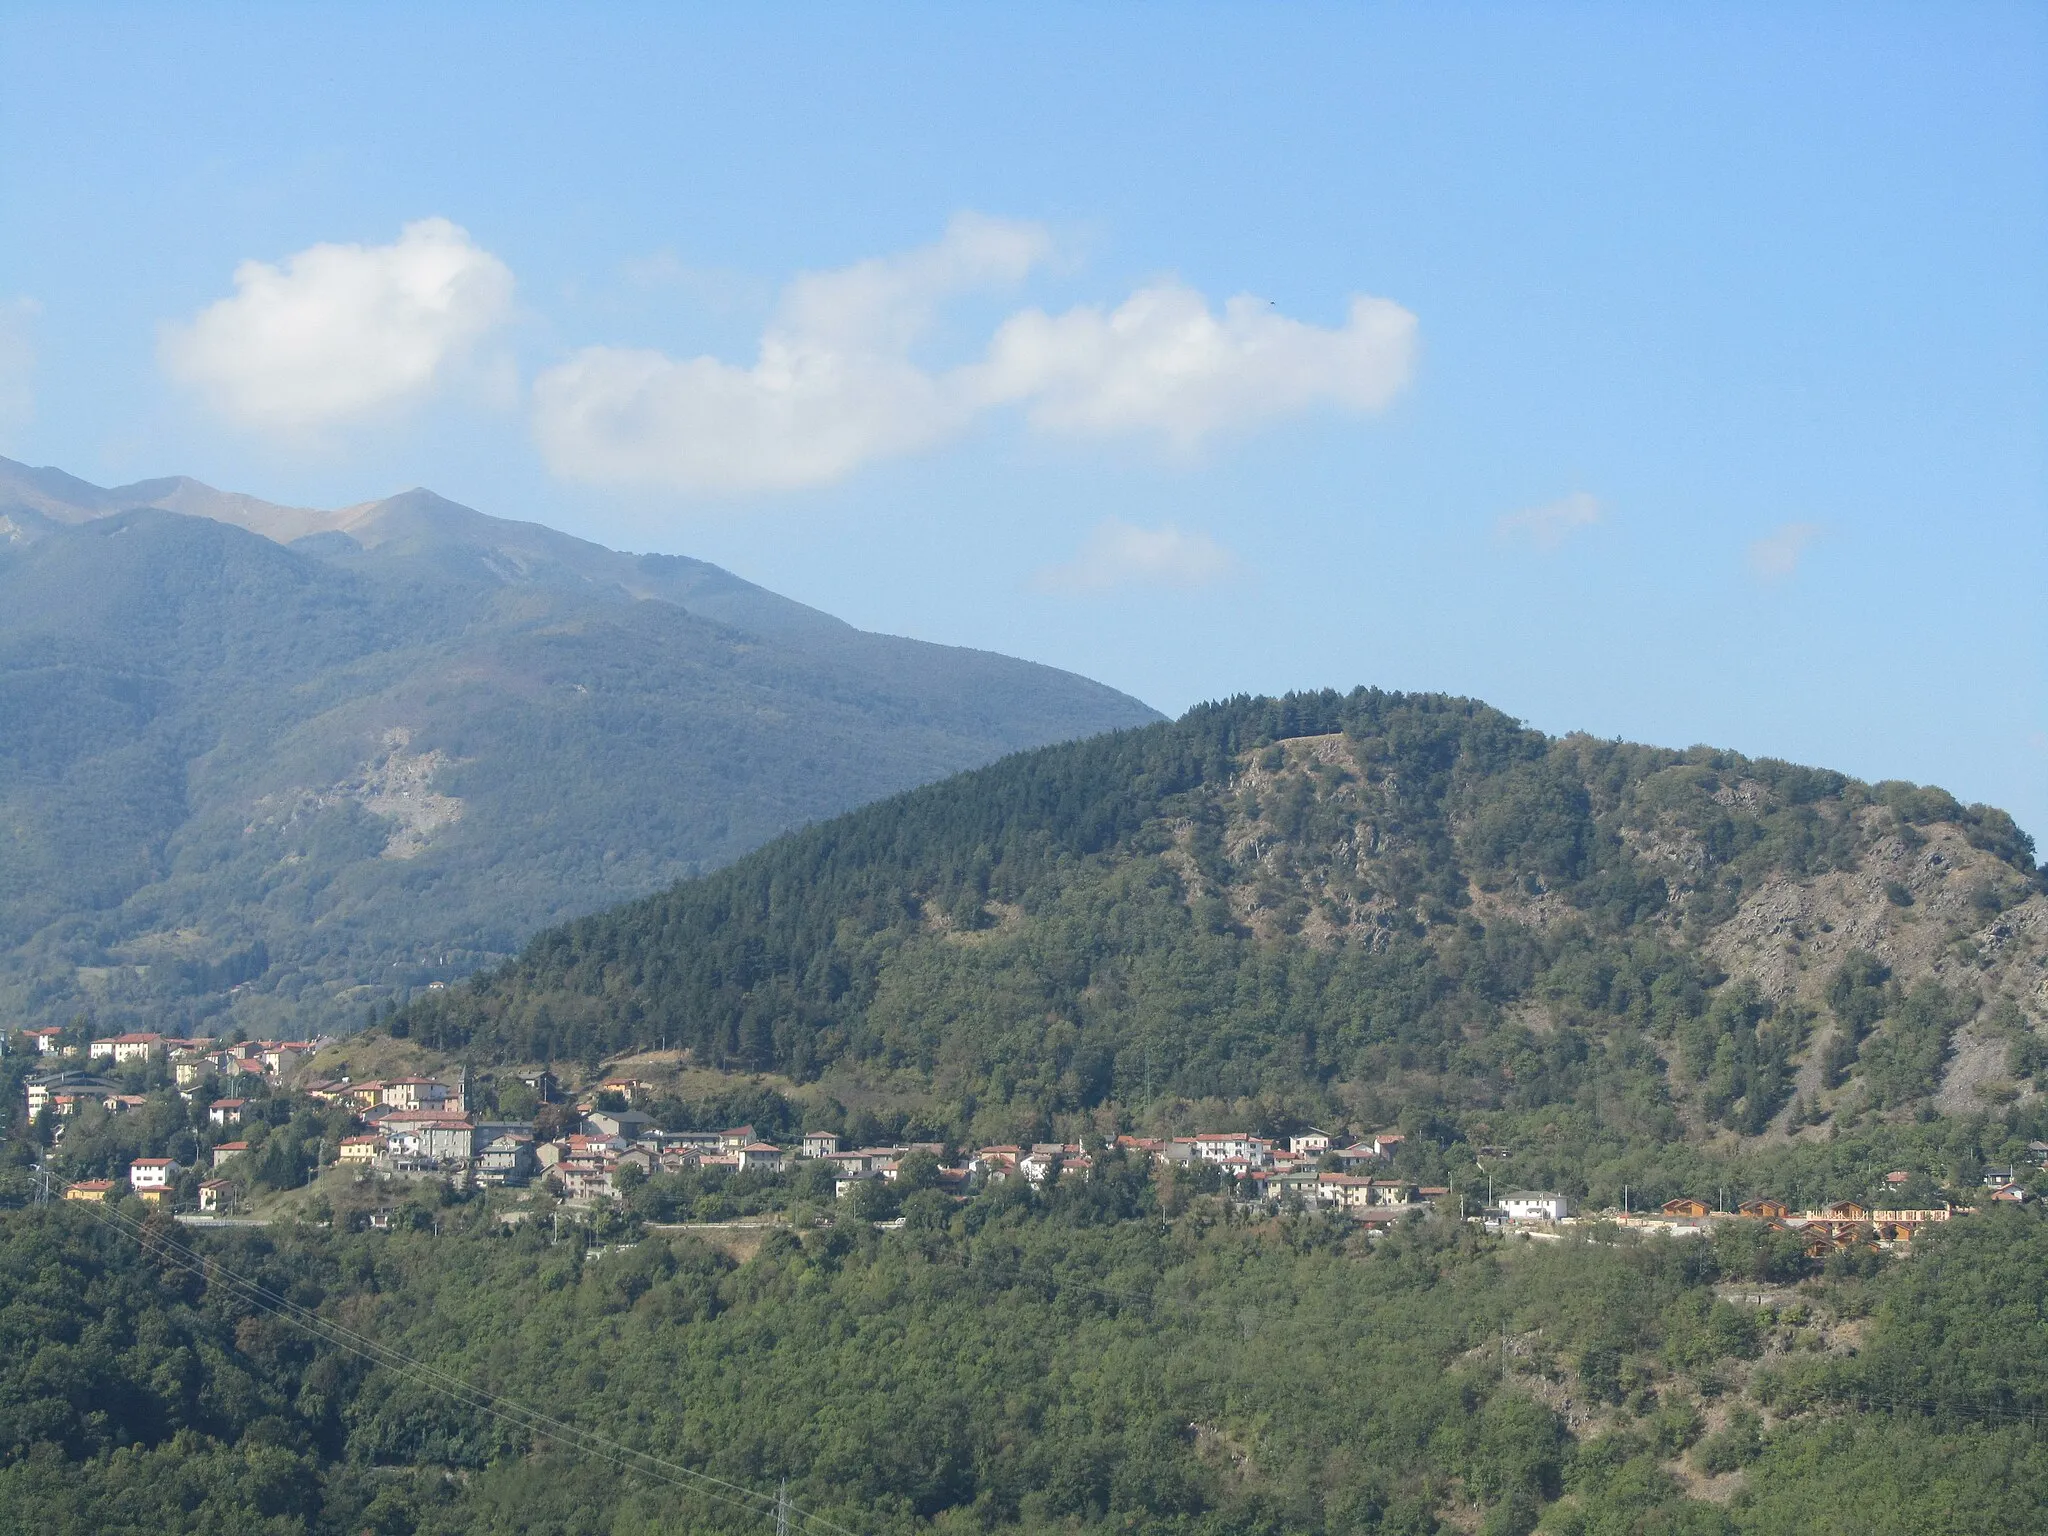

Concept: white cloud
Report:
left=532, top=343, right=979, bottom=496
left=1031, top=518, right=1239, bottom=594
left=535, top=214, right=1047, bottom=494
left=980, top=285, right=1416, bottom=447
left=1494, top=491, right=1602, bottom=550
left=160, top=218, right=514, bottom=434
left=0, top=297, right=39, bottom=444
left=532, top=216, right=1418, bottom=495
left=1747, top=521, right=1822, bottom=581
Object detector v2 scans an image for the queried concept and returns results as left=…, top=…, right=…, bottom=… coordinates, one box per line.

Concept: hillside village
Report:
left=15, top=1024, right=2036, bottom=1256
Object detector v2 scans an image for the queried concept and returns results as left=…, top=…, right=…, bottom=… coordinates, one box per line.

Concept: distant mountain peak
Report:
left=0, top=454, right=1162, bottom=1036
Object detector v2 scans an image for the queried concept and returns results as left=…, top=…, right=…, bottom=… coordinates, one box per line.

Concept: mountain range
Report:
left=0, top=456, right=1160, bottom=1036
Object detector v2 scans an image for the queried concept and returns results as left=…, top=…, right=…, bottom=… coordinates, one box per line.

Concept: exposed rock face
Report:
left=338, top=729, right=465, bottom=860
left=1150, top=728, right=2044, bottom=1130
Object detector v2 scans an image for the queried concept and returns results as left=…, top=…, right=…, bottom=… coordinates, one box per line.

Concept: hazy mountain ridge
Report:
left=395, top=688, right=2045, bottom=1153
left=0, top=457, right=1162, bottom=1036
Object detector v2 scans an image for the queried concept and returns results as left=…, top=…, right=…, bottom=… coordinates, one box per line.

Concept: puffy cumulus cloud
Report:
left=0, top=297, right=39, bottom=443
left=1031, top=518, right=1239, bottom=594
left=160, top=218, right=514, bottom=434
left=1747, top=521, right=1823, bottom=582
left=534, top=214, right=1048, bottom=494
left=776, top=212, right=1051, bottom=353
left=533, top=216, right=1417, bottom=495
left=980, top=285, right=1416, bottom=447
left=1494, top=491, right=1602, bottom=550
left=532, top=343, right=977, bottom=496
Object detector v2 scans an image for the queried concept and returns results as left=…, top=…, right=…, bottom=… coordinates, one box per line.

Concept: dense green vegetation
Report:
left=5, top=1157, right=2048, bottom=1535
left=398, top=688, right=2041, bottom=1166
left=0, top=461, right=1157, bottom=1036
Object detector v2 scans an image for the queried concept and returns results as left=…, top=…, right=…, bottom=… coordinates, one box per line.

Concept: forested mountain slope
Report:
left=10, top=1166, right=2048, bottom=1535
left=0, top=458, right=1159, bottom=1036
left=401, top=689, right=2047, bottom=1165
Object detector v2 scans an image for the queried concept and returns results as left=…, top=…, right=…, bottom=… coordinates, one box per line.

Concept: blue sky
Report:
left=3, top=3, right=2044, bottom=839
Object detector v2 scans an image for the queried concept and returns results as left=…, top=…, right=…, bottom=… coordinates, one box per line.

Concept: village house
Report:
left=1738, top=1197, right=1791, bottom=1219
left=91, top=1033, right=165, bottom=1066
left=1190, top=1132, right=1270, bottom=1166
left=416, top=1116, right=479, bottom=1162
left=65, top=1178, right=117, bottom=1201
left=1315, top=1172, right=1380, bottom=1210
left=547, top=1134, right=626, bottom=1202
left=209, top=1098, right=248, bottom=1126
left=338, top=1134, right=383, bottom=1166
left=830, top=1145, right=908, bottom=1177
left=716, top=1125, right=757, bottom=1154
left=736, top=1141, right=787, bottom=1174
left=380, top=1077, right=456, bottom=1112
left=1289, top=1129, right=1334, bottom=1158
left=380, top=1115, right=476, bottom=1163
left=262, top=1042, right=320, bottom=1078
left=584, top=1108, right=655, bottom=1140
left=475, top=1132, right=537, bottom=1187
left=128, top=1158, right=175, bottom=1199
left=617, top=1146, right=657, bottom=1179
left=801, top=1131, right=842, bottom=1159
left=174, top=1058, right=216, bottom=1089
left=972, top=1146, right=1021, bottom=1182
left=554, top=1154, right=617, bottom=1202
left=100, top=1094, right=147, bottom=1114
left=1499, top=1192, right=1569, bottom=1223
left=22, top=1073, right=114, bottom=1122
left=212, top=1141, right=251, bottom=1168
left=25, top=1026, right=63, bottom=1054
left=654, top=1129, right=721, bottom=1156
left=1662, top=1196, right=1713, bottom=1218
left=197, top=1179, right=234, bottom=1214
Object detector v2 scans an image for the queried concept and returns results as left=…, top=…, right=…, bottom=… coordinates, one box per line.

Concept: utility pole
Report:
left=775, top=1479, right=790, bottom=1536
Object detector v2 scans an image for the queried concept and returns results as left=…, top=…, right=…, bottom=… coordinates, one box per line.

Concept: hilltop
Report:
left=396, top=689, right=2046, bottom=1178
left=0, top=458, right=1160, bottom=1036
